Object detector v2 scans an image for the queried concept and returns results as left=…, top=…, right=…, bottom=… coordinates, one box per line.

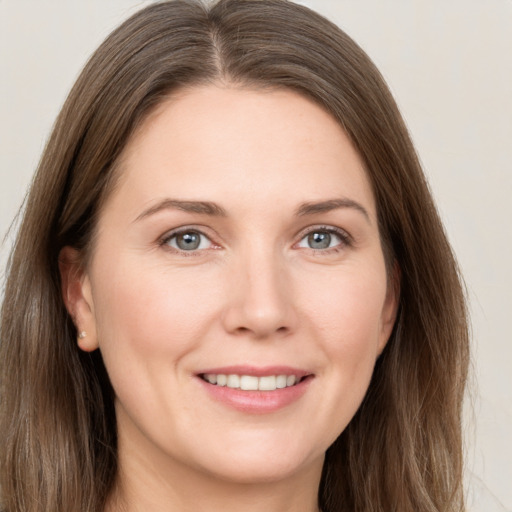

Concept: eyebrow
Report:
left=134, top=199, right=227, bottom=222
left=134, top=197, right=370, bottom=223
left=295, top=198, right=371, bottom=223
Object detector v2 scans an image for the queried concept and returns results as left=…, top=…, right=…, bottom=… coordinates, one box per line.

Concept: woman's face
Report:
left=68, top=85, right=397, bottom=485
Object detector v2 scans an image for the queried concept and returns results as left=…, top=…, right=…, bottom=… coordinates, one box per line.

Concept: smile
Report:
left=196, top=366, right=313, bottom=413
left=200, top=373, right=303, bottom=391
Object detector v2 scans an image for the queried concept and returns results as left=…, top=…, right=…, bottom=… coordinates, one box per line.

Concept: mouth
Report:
left=196, top=366, right=313, bottom=413
left=199, top=373, right=308, bottom=391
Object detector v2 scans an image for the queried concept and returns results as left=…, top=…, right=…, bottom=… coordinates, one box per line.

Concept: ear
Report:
left=377, top=261, right=400, bottom=356
left=59, top=246, right=99, bottom=352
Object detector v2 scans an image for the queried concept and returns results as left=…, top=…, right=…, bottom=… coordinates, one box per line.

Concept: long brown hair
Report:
left=0, top=1, right=469, bottom=511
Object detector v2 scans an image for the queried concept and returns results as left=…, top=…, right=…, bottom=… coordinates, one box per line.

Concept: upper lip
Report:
left=196, top=365, right=312, bottom=378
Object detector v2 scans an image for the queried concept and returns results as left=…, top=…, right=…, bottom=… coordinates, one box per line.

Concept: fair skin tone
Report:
left=61, top=85, right=397, bottom=512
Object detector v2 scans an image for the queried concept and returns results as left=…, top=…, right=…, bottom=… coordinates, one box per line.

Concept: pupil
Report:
left=177, top=232, right=200, bottom=250
left=308, top=232, right=331, bottom=249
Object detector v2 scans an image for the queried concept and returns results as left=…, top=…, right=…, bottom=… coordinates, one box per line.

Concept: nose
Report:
left=221, top=248, right=297, bottom=339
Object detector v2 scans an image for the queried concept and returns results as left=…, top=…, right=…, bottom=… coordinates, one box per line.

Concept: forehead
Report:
left=109, top=85, right=376, bottom=219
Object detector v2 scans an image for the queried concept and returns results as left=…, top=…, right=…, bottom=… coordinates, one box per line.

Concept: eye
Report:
left=297, top=228, right=349, bottom=251
left=163, top=229, right=213, bottom=252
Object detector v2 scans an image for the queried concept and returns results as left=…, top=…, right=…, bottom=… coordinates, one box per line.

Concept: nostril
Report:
left=221, top=287, right=297, bottom=338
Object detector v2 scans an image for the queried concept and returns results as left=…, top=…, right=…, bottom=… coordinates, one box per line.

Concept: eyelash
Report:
left=159, top=225, right=353, bottom=255
left=296, top=225, right=353, bottom=253
left=159, top=227, right=217, bottom=256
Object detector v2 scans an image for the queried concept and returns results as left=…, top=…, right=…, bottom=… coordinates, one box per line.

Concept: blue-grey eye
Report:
left=298, top=230, right=343, bottom=250
left=166, top=231, right=211, bottom=251
left=308, top=232, right=331, bottom=249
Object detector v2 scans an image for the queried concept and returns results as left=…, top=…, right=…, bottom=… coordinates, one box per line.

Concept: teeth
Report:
left=240, top=375, right=259, bottom=390
left=286, top=375, right=296, bottom=386
left=258, top=375, right=276, bottom=391
left=205, top=374, right=217, bottom=384
left=227, top=374, right=240, bottom=388
left=202, top=373, right=302, bottom=391
left=276, top=375, right=287, bottom=388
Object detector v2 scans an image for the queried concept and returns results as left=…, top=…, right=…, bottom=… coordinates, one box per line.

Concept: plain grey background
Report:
left=1, top=1, right=511, bottom=510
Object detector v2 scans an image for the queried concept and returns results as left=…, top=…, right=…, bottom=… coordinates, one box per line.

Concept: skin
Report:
left=61, top=85, right=398, bottom=512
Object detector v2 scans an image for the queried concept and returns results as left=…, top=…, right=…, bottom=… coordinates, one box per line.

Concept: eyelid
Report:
left=157, top=224, right=352, bottom=254
left=159, top=225, right=220, bottom=253
left=294, top=225, right=353, bottom=250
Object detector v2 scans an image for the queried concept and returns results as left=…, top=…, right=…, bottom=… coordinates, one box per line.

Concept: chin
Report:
left=189, top=435, right=325, bottom=485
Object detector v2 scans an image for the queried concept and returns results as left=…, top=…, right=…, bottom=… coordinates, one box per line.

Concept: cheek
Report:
left=303, top=264, right=387, bottom=343
left=299, top=262, right=388, bottom=391
left=91, top=258, right=223, bottom=365
left=88, top=259, right=226, bottom=433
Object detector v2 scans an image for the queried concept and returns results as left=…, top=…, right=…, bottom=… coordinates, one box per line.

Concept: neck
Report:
left=108, top=474, right=322, bottom=512
left=105, top=433, right=323, bottom=512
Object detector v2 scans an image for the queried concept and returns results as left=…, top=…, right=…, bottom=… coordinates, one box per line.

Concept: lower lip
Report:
left=197, top=376, right=313, bottom=414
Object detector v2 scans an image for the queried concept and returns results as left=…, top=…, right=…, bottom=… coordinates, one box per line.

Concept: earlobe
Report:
left=377, top=261, right=401, bottom=355
left=58, top=246, right=99, bottom=352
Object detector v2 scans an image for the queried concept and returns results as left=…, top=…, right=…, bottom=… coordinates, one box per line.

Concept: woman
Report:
left=0, top=0, right=469, bottom=511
